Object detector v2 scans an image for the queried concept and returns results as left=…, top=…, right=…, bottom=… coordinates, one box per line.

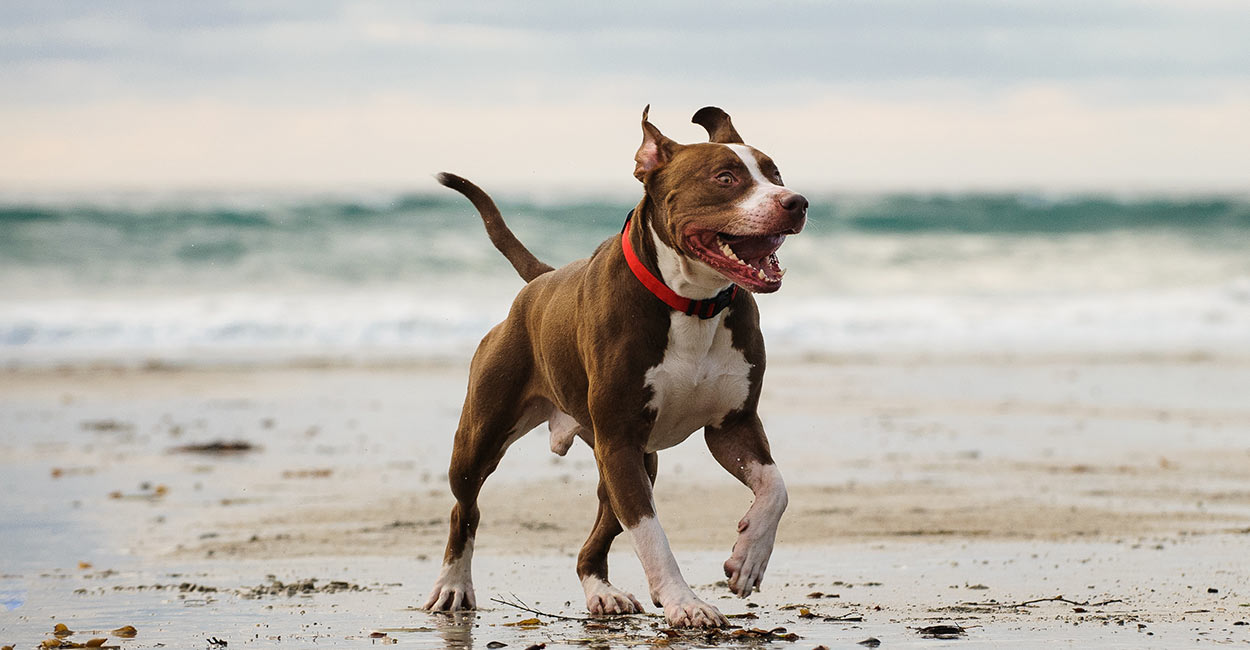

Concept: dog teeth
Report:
left=720, top=239, right=784, bottom=282
left=718, top=239, right=743, bottom=263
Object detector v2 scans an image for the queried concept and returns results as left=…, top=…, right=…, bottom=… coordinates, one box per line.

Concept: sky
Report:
left=2, top=1, right=1249, bottom=195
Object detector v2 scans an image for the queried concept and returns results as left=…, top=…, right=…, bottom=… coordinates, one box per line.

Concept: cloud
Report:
left=4, top=83, right=1248, bottom=194
left=3, top=1, right=1248, bottom=103
left=2, top=1, right=1248, bottom=191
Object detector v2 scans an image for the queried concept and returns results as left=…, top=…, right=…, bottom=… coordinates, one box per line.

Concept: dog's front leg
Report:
left=595, top=441, right=728, bottom=628
left=705, top=413, right=788, bottom=598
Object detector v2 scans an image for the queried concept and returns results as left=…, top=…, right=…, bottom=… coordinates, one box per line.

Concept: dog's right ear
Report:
left=691, top=106, right=744, bottom=144
left=634, top=105, right=680, bottom=181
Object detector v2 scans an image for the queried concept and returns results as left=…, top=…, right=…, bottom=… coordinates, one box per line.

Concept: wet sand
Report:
left=2, top=355, right=1249, bottom=648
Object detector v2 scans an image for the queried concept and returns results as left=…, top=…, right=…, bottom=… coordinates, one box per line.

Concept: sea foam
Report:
left=3, top=192, right=1249, bottom=368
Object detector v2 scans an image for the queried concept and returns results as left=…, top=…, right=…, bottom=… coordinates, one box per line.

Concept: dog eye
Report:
left=772, top=170, right=784, bottom=184
left=715, top=172, right=736, bottom=186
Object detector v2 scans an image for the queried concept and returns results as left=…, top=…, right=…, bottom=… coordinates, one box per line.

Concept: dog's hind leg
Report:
left=576, top=452, right=656, bottom=615
left=421, top=420, right=501, bottom=611
left=423, top=334, right=537, bottom=612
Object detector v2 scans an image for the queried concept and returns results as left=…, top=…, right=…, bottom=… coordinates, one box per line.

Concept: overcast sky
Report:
left=2, top=1, right=1248, bottom=195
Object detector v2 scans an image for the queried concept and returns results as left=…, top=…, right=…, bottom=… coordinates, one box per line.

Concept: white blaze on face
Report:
left=724, top=143, right=787, bottom=225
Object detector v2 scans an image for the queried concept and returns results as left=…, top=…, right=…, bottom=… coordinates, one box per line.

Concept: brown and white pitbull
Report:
left=422, top=106, right=807, bottom=628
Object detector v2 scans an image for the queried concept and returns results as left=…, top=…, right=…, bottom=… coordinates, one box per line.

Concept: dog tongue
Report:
left=727, top=234, right=785, bottom=260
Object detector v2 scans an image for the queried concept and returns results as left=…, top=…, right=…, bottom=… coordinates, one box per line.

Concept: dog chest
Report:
left=642, top=312, right=752, bottom=452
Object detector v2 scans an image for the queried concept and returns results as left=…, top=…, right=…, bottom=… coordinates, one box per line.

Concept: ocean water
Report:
left=2, top=190, right=1250, bottom=369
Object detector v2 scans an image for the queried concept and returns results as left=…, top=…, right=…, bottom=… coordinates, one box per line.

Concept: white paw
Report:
left=723, top=518, right=776, bottom=597
left=423, top=556, right=476, bottom=611
left=662, top=593, right=728, bottom=628
left=583, top=577, right=643, bottom=615
left=423, top=579, right=476, bottom=611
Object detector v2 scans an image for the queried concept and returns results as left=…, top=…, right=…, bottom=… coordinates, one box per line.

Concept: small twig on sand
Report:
left=490, top=594, right=593, bottom=621
left=964, top=596, right=1125, bottom=609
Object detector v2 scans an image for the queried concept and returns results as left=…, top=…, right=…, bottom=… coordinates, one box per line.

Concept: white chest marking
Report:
left=643, top=311, right=752, bottom=452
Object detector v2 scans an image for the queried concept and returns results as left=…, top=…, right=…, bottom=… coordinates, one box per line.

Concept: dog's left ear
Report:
left=691, top=106, right=744, bottom=144
left=634, top=105, right=681, bottom=181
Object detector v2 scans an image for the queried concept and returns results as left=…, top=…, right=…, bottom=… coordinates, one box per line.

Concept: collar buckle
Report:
left=688, top=285, right=738, bottom=319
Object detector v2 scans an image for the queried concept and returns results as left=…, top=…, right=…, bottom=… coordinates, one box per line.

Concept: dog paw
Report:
left=422, top=579, right=476, bottom=611
left=662, top=594, right=728, bottom=628
left=583, top=577, right=643, bottom=615
left=723, top=520, right=776, bottom=597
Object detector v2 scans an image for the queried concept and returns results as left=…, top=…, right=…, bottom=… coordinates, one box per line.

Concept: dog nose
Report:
left=776, top=192, right=807, bottom=234
left=779, top=192, right=808, bottom=215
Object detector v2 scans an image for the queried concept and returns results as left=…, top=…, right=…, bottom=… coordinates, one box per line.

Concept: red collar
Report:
left=621, top=215, right=738, bottom=319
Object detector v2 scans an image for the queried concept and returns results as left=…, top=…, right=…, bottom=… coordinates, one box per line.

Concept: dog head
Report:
left=633, top=106, right=807, bottom=294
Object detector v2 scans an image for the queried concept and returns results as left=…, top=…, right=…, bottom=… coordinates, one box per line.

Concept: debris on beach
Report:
left=107, top=483, right=168, bottom=500
left=80, top=419, right=134, bottom=432
left=778, top=603, right=862, bottom=622
left=729, top=627, right=800, bottom=641
left=489, top=593, right=805, bottom=645
left=951, top=595, right=1125, bottom=612
left=503, top=617, right=545, bottom=628
left=239, top=577, right=366, bottom=599
left=281, top=468, right=332, bottom=479
left=51, top=466, right=98, bottom=478
left=357, top=518, right=442, bottom=534
left=654, top=625, right=800, bottom=643
left=110, top=626, right=137, bottom=638
left=170, top=439, right=258, bottom=455
left=39, top=639, right=116, bottom=649
left=917, top=623, right=967, bottom=639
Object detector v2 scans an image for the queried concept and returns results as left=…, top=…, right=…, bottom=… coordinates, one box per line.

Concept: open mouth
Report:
left=685, top=230, right=788, bottom=293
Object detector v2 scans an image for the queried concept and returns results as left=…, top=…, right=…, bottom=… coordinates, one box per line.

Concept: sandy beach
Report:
left=6, top=0, right=1250, bottom=647
left=2, top=353, right=1248, bottom=648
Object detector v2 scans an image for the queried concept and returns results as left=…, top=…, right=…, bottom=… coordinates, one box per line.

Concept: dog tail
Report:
left=436, top=173, right=555, bottom=282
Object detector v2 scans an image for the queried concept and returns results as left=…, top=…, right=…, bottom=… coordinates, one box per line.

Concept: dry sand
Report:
left=2, top=355, right=1249, bottom=648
